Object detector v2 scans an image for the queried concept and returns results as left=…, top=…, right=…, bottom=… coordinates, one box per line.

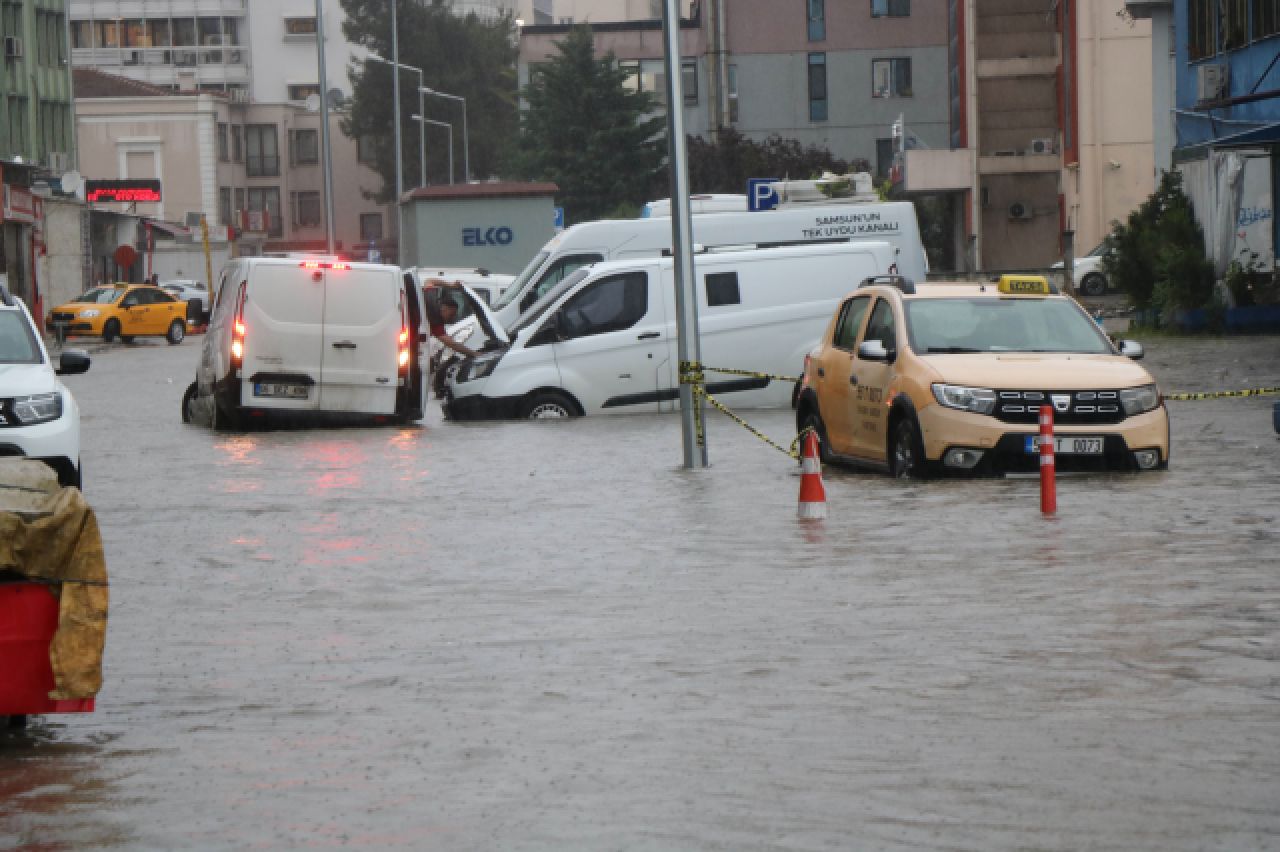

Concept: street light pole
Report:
left=369, top=54, right=426, bottom=187
left=315, top=0, right=336, bottom=255
left=390, top=0, right=403, bottom=257
left=421, top=87, right=469, bottom=183
left=410, top=116, right=453, bottom=184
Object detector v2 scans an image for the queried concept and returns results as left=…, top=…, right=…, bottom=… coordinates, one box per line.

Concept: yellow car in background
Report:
left=48, top=284, right=190, bottom=344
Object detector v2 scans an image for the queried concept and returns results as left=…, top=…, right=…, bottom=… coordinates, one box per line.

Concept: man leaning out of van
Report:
left=424, top=279, right=482, bottom=359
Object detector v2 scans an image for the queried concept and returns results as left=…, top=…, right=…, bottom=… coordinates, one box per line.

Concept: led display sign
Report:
left=85, top=179, right=163, bottom=203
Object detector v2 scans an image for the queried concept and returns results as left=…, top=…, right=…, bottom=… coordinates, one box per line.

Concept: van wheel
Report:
left=166, top=319, right=186, bottom=344
left=520, top=391, right=577, bottom=419
left=213, top=399, right=242, bottom=431
left=1080, top=272, right=1108, bottom=297
left=102, top=319, right=121, bottom=343
left=889, top=416, right=928, bottom=479
left=181, top=381, right=198, bottom=423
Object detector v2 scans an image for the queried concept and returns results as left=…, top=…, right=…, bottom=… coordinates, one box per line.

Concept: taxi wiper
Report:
left=926, top=346, right=983, bottom=353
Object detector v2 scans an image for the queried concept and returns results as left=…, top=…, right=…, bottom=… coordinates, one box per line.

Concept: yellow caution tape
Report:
left=1165, top=386, right=1280, bottom=401
left=680, top=360, right=806, bottom=459
left=692, top=363, right=802, bottom=384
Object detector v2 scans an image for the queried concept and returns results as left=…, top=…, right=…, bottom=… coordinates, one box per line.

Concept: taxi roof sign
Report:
left=996, top=274, right=1056, bottom=296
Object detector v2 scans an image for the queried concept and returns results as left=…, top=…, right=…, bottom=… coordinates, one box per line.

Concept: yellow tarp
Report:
left=0, top=459, right=108, bottom=701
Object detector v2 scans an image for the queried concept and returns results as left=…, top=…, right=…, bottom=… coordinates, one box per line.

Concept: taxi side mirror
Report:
left=1117, top=339, right=1144, bottom=360
left=57, top=349, right=91, bottom=375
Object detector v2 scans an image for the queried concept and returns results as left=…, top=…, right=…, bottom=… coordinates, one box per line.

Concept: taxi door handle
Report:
left=816, top=368, right=825, bottom=378
left=849, top=374, right=859, bottom=386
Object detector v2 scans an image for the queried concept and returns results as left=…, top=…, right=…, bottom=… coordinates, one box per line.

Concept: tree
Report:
left=511, top=25, right=667, bottom=224
left=341, top=0, right=518, bottom=198
left=682, top=128, right=861, bottom=196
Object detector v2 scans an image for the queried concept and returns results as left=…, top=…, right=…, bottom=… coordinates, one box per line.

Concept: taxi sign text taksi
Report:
left=997, top=275, right=1052, bottom=295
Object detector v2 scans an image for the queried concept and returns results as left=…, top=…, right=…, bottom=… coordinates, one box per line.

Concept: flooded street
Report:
left=3, top=334, right=1279, bottom=850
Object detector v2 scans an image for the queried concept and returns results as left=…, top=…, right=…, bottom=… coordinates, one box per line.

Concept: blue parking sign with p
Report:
left=747, top=178, right=780, bottom=212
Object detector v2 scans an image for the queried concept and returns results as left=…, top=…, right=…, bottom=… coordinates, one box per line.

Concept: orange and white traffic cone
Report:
left=797, top=431, right=827, bottom=520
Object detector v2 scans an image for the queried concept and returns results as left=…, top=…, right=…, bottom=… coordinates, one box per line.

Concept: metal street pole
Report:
left=421, top=87, right=468, bottom=183
left=660, top=0, right=706, bottom=468
left=411, top=116, right=452, bottom=183
left=390, top=0, right=403, bottom=259
left=316, top=0, right=336, bottom=255
left=366, top=55, right=424, bottom=187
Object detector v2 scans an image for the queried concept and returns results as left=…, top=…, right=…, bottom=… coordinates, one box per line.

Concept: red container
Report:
left=0, top=583, right=95, bottom=715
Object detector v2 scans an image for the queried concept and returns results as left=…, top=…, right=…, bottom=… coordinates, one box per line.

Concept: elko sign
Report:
left=462, top=226, right=513, bottom=246
left=85, top=179, right=163, bottom=203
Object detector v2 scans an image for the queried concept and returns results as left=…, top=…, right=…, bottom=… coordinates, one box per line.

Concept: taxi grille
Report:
left=993, top=390, right=1126, bottom=425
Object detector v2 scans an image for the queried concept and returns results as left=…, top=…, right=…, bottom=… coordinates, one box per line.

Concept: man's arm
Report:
left=437, top=335, right=479, bottom=359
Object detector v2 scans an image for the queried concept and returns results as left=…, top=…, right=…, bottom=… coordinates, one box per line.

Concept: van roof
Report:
left=235, top=256, right=401, bottom=274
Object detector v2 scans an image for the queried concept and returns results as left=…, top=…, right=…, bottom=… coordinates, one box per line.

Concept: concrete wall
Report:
left=403, top=197, right=556, bottom=273
left=980, top=171, right=1061, bottom=269
left=37, top=197, right=90, bottom=313
left=246, top=2, right=366, bottom=105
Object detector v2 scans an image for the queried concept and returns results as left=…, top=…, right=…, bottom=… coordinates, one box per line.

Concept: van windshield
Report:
left=511, top=268, right=592, bottom=335
left=493, top=251, right=549, bottom=311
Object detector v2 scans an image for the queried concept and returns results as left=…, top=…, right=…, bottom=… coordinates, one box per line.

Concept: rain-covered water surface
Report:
left=2, top=335, right=1278, bottom=850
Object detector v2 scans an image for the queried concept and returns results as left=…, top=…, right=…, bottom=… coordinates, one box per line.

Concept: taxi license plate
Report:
left=1025, top=435, right=1104, bottom=455
left=254, top=382, right=308, bottom=399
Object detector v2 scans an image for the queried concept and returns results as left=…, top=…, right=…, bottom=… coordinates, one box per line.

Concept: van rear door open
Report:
left=319, top=266, right=399, bottom=415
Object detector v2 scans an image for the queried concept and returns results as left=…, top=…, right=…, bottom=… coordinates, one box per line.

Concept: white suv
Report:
left=0, top=285, right=90, bottom=488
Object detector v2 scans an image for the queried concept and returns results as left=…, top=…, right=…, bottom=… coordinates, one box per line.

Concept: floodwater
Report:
left=3, top=334, right=1279, bottom=850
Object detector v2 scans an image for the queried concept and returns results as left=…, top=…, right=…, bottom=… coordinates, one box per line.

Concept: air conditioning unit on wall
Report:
left=1008, top=201, right=1033, bottom=221
left=1028, top=137, right=1055, bottom=155
left=1197, top=64, right=1229, bottom=102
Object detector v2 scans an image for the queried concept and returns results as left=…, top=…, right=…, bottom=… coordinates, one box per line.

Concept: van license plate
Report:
left=1025, top=435, right=1104, bottom=455
left=254, top=382, right=308, bottom=399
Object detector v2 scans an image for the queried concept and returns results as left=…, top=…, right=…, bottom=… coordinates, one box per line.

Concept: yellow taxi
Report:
left=795, top=274, right=1169, bottom=477
left=48, top=284, right=190, bottom=344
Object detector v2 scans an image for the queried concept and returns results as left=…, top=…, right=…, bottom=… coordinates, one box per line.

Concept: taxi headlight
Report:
left=12, top=392, right=63, bottom=425
left=1120, top=383, right=1160, bottom=415
left=932, top=383, right=997, bottom=415
left=457, top=353, right=502, bottom=383
left=79, top=309, right=101, bottom=318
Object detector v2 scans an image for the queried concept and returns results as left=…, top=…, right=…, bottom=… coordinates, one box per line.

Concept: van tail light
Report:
left=230, top=281, right=247, bottom=368
left=397, top=303, right=411, bottom=374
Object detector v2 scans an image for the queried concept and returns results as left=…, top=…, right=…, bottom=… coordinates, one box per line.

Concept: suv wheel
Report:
left=889, top=416, right=927, bottom=479
left=1080, top=272, right=1107, bottom=297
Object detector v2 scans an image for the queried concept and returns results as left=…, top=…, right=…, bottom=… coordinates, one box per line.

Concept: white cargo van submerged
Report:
left=480, top=200, right=927, bottom=339
left=190, top=257, right=428, bottom=427
left=445, top=240, right=895, bottom=419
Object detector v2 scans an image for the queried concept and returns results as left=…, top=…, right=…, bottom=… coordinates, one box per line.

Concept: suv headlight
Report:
left=79, top=308, right=101, bottom=318
left=456, top=353, right=502, bottom=384
left=12, top=392, right=64, bottom=425
left=932, top=383, right=997, bottom=415
left=1120, top=383, right=1160, bottom=415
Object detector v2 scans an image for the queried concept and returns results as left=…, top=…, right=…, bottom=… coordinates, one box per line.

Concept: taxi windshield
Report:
left=493, top=251, right=549, bottom=311
left=511, top=268, right=592, bottom=335
left=906, top=298, right=1112, bottom=355
left=75, top=287, right=124, bottom=304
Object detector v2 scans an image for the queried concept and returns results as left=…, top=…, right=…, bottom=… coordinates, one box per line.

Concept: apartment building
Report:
left=517, top=0, right=949, bottom=177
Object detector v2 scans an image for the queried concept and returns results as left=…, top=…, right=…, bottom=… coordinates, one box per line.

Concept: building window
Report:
left=217, top=123, right=229, bottom=162
left=357, top=135, right=378, bottom=165
left=246, top=187, right=283, bottom=237
left=291, top=191, right=322, bottom=227
left=234, top=187, right=245, bottom=216
left=808, top=0, right=826, bottom=41
left=619, top=58, right=669, bottom=108
left=94, top=20, right=121, bottom=48
left=876, top=138, right=895, bottom=179
left=231, top=125, right=243, bottom=162
left=360, top=213, right=384, bottom=242
left=1189, top=0, right=1215, bottom=58
left=1223, top=0, right=1248, bottom=48
left=1257, top=0, right=1280, bottom=38
left=871, top=0, right=911, bottom=16
left=872, top=58, right=912, bottom=98
left=148, top=19, right=172, bottom=47
left=284, top=17, right=318, bottom=36
left=71, top=20, right=92, bottom=48
left=682, top=59, right=698, bottom=106
left=287, top=84, right=321, bottom=102
left=245, top=124, right=279, bottom=177
left=289, top=128, right=319, bottom=165
left=808, top=53, right=828, bottom=121
left=219, top=187, right=232, bottom=225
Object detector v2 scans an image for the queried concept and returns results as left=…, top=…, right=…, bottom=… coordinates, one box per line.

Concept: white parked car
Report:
left=160, top=279, right=213, bottom=321
left=1051, top=241, right=1112, bottom=297
left=0, top=284, right=90, bottom=488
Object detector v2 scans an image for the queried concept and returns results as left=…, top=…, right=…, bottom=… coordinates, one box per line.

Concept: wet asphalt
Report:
left=2, top=332, right=1278, bottom=850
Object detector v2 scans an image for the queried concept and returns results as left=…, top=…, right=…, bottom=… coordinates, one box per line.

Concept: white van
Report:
left=189, top=256, right=428, bottom=427
left=480, top=200, right=927, bottom=335
left=640, top=194, right=748, bottom=217
left=445, top=240, right=895, bottom=419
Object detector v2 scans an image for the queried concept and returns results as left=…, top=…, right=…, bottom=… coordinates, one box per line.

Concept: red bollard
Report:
left=1039, top=404, right=1056, bottom=515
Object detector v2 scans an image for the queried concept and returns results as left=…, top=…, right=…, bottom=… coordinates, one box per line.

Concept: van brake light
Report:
left=299, top=260, right=348, bottom=270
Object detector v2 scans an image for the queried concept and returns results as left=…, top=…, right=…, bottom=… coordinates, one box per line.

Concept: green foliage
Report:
left=341, top=0, right=518, bottom=199
left=510, top=26, right=667, bottom=225
left=682, top=128, right=863, bottom=195
left=1102, top=171, right=1213, bottom=312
